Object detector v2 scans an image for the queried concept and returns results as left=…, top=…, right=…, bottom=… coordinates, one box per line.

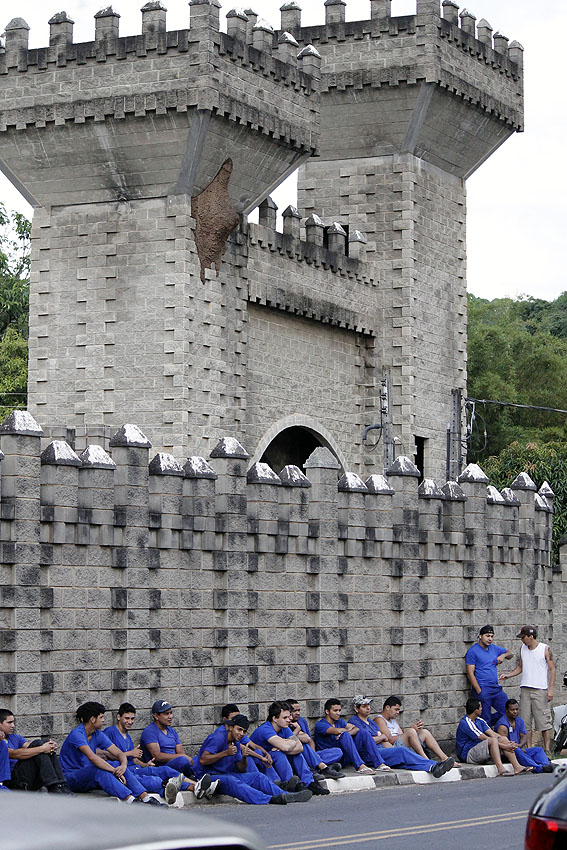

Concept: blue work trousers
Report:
left=65, top=764, right=146, bottom=799
left=160, top=755, right=194, bottom=776
left=211, top=771, right=282, bottom=805
left=377, top=744, right=437, bottom=772
left=476, top=685, right=509, bottom=726
left=515, top=746, right=550, bottom=774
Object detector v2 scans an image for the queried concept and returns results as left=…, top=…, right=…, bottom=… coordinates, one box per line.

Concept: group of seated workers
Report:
left=456, top=696, right=555, bottom=776
left=0, top=692, right=551, bottom=800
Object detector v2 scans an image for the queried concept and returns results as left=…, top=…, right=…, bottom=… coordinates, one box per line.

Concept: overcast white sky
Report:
left=1, top=0, right=565, bottom=302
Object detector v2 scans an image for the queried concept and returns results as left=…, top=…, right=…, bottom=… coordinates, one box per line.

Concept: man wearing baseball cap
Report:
left=499, top=626, right=556, bottom=753
left=139, top=700, right=194, bottom=776
left=465, top=625, right=513, bottom=725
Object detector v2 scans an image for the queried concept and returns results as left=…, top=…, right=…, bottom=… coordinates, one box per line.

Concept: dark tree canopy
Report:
left=0, top=203, right=30, bottom=418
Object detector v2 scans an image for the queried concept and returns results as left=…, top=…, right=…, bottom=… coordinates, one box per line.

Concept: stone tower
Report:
left=294, top=0, right=524, bottom=477
left=0, top=0, right=523, bottom=478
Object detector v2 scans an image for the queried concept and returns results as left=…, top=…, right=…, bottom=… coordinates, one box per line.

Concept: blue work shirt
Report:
left=314, top=717, right=347, bottom=751
left=494, top=714, right=527, bottom=744
left=250, top=721, right=296, bottom=752
left=6, top=733, right=27, bottom=771
left=105, top=725, right=135, bottom=761
left=195, top=726, right=241, bottom=779
left=465, top=642, right=507, bottom=687
left=348, top=715, right=381, bottom=736
left=140, top=722, right=181, bottom=763
left=60, top=726, right=113, bottom=773
left=456, top=715, right=490, bottom=761
left=0, top=739, right=10, bottom=784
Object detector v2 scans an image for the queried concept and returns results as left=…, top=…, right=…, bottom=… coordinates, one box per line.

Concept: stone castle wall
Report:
left=0, top=412, right=558, bottom=746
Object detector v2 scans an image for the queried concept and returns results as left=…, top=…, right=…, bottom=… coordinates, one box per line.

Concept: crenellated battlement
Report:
left=0, top=4, right=321, bottom=212
left=0, top=411, right=556, bottom=740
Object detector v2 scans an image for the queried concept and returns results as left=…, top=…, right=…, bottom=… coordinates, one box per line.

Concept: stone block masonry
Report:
left=0, top=411, right=559, bottom=747
left=0, top=1, right=524, bottom=481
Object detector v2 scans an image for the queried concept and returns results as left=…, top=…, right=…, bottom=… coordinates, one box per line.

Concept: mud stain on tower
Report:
left=192, top=158, right=240, bottom=283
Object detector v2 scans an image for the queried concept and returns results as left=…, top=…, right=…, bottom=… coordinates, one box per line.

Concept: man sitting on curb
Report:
left=287, top=698, right=344, bottom=780
left=0, top=707, right=70, bottom=793
left=250, top=702, right=330, bottom=795
left=60, top=701, right=165, bottom=802
left=0, top=729, right=10, bottom=791
left=140, top=700, right=194, bottom=777
left=350, top=696, right=455, bottom=777
left=495, top=699, right=554, bottom=774
left=220, top=704, right=281, bottom=783
left=374, top=696, right=457, bottom=763
left=196, top=713, right=310, bottom=805
left=456, top=697, right=531, bottom=776
left=105, top=702, right=212, bottom=804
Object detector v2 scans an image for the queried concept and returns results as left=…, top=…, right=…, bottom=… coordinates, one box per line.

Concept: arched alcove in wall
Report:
left=252, top=416, right=347, bottom=475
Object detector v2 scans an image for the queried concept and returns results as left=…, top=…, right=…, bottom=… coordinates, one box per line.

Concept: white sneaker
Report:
left=164, top=773, right=185, bottom=805
left=204, top=779, right=219, bottom=800
left=193, top=774, right=212, bottom=800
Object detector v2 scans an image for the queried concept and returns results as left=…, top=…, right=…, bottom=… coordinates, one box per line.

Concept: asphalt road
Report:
left=202, top=773, right=553, bottom=850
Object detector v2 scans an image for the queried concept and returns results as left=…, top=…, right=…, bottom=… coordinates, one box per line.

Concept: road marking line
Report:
left=268, top=811, right=528, bottom=850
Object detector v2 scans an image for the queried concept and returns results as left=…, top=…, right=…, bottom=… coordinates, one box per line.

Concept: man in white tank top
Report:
left=499, top=626, right=556, bottom=752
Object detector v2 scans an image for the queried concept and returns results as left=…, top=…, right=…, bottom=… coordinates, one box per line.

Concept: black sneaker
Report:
left=430, top=757, right=455, bottom=778
left=286, top=789, right=313, bottom=803
left=311, top=771, right=325, bottom=781
left=542, top=764, right=555, bottom=773
left=48, top=783, right=74, bottom=795
left=282, top=776, right=301, bottom=792
left=308, top=782, right=330, bottom=796
left=269, top=793, right=288, bottom=805
left=322, top=766, right=345, bottom=779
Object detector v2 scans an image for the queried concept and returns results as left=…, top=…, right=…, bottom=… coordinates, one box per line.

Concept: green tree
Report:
left=0, top=326, right=28, bottom=419
left=467, top=293, right=567, bottom=459
left=483, top=441, right=567, bottom=564
left=0, top=202, right=30, bottom=417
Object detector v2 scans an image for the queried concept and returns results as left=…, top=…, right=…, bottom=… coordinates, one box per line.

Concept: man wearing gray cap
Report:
left=499, top=626, right=556, bottom=752
left=140, top=700, right=194, bottom=776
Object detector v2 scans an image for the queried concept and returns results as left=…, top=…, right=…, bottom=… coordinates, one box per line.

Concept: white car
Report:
left=0, top=791, right=265, bottom=850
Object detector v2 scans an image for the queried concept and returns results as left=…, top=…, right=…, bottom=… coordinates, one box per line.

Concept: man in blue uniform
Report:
left=196, top=713, right=311, bottom=805
left=0, top=730, right=10, bottom=791
left=465, top=625, right=513, bottom=725
left=60, top=701, right=164, bottom=802
left=105, top=702, right=212, bottom=803
left=140, top=699, right=194, bottom=776
left=456, top=697, right=528, bottom=775
left=250, top=701, right=330, bottom=795
left=494, top=699, right=554, bottom=774
left=0, top=707, right=69, bottom=793
left=219, top=704, right=281, bottom=782
left=287, top=698, right=344, bottom=780
left=351, top=696, right=455, bottom=776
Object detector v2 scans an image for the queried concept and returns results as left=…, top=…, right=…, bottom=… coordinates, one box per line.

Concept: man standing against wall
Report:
left=499, top=626, right=556, bottom=753
left=465, top=625, right=513, bottom=724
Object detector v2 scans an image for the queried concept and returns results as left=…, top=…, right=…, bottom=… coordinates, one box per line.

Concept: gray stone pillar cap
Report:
left=486, top=485, right=505, bottom=504
left=149, top=452, right=184, bottom=475
left=386, top=455, right=420, bottom=477
left=5, top=18, right=30, bottom=31
left=183, top=456, right=218, bottom=479
left=418, top=478, right=445, bottom=498
left=457, top=463, right=489, bottom=484
left=441, top=480, right=467, bottom=501
left=109, top=424, right=152, bottom=448
left=95, top=7, right=121, bottom=18
left=365, top=474, right=394, bottom=494
left=338, top=472, right=368, bottom=492
left=282, top=205, right=301, bottom=218
left=247, top=462, right=281, bottom=484
left=298, top=44, right=321, bottom=59
left=0, top=410, right=44, bottom=436
left=48, top=12, right=75, bottom=24
left=80, top=445, right=116, bottom=469
left=280, top=465, right=311, bottom=487
left=304, top=447, right=340, bottom=469
left=510, top=471, right=537, bottom=491
left=41, top=440, right=81, bottom=466
left=210, top=436, right=250, bottom=459
left=226, top=8, right=249, bottom=20
left=278, top=31, right=299, bottom=45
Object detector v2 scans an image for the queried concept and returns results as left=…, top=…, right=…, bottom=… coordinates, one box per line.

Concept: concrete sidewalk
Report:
left=172, top=758, right=567, bottom=807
